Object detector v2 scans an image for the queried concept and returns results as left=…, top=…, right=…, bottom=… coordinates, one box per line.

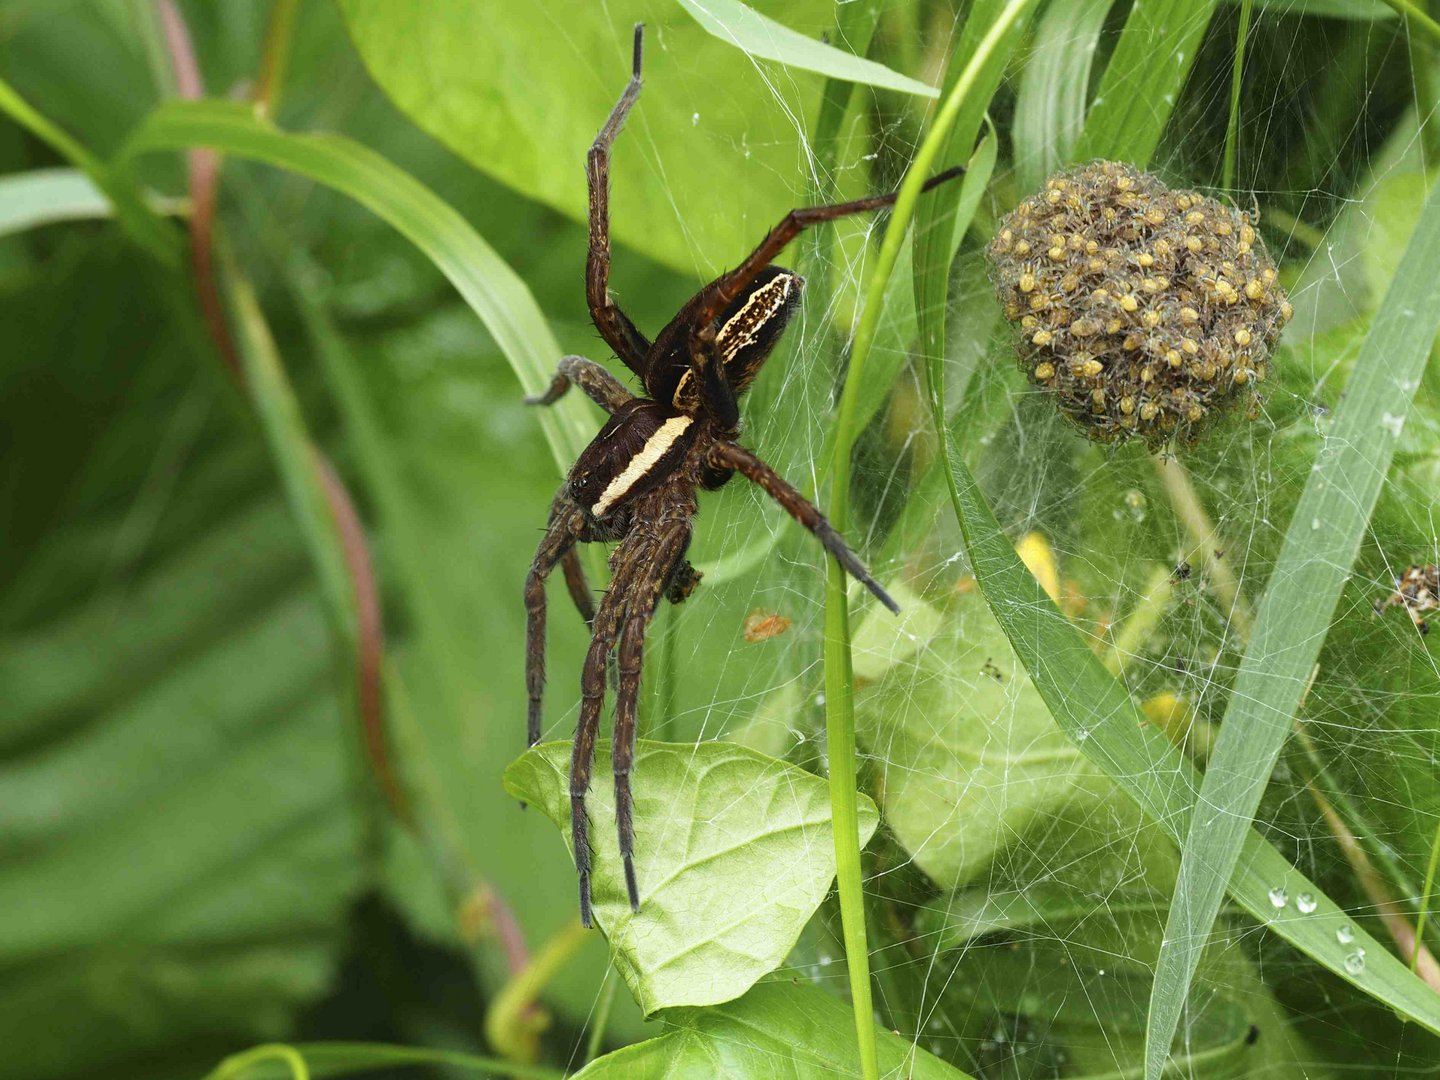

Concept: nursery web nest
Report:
left=987, top=160, right=1293, bottom=448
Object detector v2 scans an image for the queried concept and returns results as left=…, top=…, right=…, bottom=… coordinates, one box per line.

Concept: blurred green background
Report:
left=5, top=1, right=1440, bottom=1078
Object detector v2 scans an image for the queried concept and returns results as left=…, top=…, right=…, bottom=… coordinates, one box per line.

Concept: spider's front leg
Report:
left=709, top=441, right=900, bottom=614
left=524, top=498, right=590, bottom=746
left=526, top=355, right=635, bottom=414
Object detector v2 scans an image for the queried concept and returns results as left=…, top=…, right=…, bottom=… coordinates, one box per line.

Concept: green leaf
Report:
left=1224, top=0, right=1395, bottom=16
left=0, top=246, right=361, bottom=1077
left=676, top=0, right=938, bottom=98
left=335, top=0, right=835, bottom=275
left=502, top=740, right=878, bottom=1014
left=1072, top=0, right=1222, bottom=168
left=574, top=977, right=975, bottom=1079
left=122, top=98, right=593, bottom=472
left=0, top=167, right=110, bottom=236
left=1013, top=0, right=1116, bottom=195
left=1145, top=173, right=1440, bottom=1080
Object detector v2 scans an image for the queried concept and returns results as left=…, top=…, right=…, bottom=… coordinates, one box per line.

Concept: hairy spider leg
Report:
left=682, top=164, right=968, bottom=378
left=527, top=354, right=636, bottom=413
left=708, top=441, right=900, bottom=614
left=524, top=499, right=590, bottom=746
left=611, top=519, right=692, bottom=914
left=569, top=528, right=663, bottom=926
left=560, top=548, right=596, bottom=627
left=585, top=24, right=653, bottom=375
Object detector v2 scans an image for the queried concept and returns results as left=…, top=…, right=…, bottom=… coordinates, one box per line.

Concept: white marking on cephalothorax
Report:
left=591, top=415, right=693, bottom=517
left=672, top=273, right=796, bottom=407
left=717, top=273, right=795, bottom=361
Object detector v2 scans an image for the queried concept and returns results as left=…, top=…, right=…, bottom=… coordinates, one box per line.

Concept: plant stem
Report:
left=1223, top=0, right=1253, bottom=191
left=1416, top=821, right=1440, bottom=974
left=1384, top=0, right=1440, bottom=46
left=255, top=0, right=301, bottom=118
left=823, top=5, right=1038, bottom=1078
left=206, top=1044, right=309, bottom=1080
left=484, top=921, right=589, bottom=1064
left=1151, top=454, right=1253, bottom=638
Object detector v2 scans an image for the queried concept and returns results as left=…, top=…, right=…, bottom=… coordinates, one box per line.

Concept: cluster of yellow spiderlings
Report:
left=986, top=160, right=1291, bottom=447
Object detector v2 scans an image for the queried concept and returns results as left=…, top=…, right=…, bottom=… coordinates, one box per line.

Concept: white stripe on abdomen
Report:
left=591, top=415, right=694, bottom=517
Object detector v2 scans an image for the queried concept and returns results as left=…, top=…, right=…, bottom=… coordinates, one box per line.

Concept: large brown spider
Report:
left=524, top=24, right=962, bottom=926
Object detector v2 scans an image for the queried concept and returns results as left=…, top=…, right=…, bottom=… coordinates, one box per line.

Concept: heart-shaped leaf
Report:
left=574, top=976, right=974, bottom=1079
left=504, top=740, right=877, bottom=1014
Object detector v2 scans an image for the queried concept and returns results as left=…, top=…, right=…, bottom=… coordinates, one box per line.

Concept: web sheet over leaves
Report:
left=128, top=1, right=1440, bottom=1075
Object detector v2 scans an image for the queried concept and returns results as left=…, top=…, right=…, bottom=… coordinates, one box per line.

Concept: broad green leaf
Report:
left=1012, top=0, right=1115, bottom=195
left=0, top=167, right=110, bottom=236
left=123, top=99, right=593, bottom=472
left=676, top=0, right=937, bottom=98
left=0, top=245, right=361, bottom=1078
left=503, top=740, right=878, bottom=1014
left=855, top=586, right=1122, bottom=889
left=574, top=977, right=975, bottom=1079
left=336, top=0, right=835, bottom=275
left=1072, top=0, right=1222, bottom=168
left=1146, top=171, right=1440, bottom=1080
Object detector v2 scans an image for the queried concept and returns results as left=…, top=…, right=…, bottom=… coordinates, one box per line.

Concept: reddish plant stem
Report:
left=156, top=0, right=408, bottom=823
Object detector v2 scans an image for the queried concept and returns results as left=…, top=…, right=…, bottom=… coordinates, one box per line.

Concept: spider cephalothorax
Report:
left=523, top=24, right=961, bottom=926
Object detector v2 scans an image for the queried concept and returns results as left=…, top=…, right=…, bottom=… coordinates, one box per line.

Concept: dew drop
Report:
left=1380, top=412, right=1405, bottom=438
left=814, top=693, right=826, bottom=707
left=1076, top=727, right=1091, bottom=742
left=1310, top=518, right=1321, bottom=531
left=818, top=953, right=833, bottom=967
left=1296, top=893, right=1317, bottom=914
left=1268, top=886, right=1288, bottom=909
left=691, top=112, right=700, bottom=126
left=1336, top=924, right=1355, bottom=945
left=1344, top=948, right=1366, bottom=975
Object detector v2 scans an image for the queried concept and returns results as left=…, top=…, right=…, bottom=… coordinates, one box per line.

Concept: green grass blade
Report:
left=0, top=77, right=179, bottom=263
left=821, top=4, right=1039, bottom=1077
left=207, top=1041, right=563, bottom=1079
left=122, top=99, right=591, bottom=472
left=1072, top=0, right=1222, bottom=166
left=1222, top=0, right=1254, bottom=190
left=0, top=168, right=112, bottom=237
left=1012, top=0, right=1116, bottom=194
left=676, top=0, right=938, bottom=98
left=1145, top=173, right=1440, bottom=1079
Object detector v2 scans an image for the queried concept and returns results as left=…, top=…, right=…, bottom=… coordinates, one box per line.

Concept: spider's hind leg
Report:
left=612, top=521, right=693, bottom=912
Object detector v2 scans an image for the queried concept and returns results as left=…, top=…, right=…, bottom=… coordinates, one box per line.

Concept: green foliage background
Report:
left=3, top=1, right=1440, bottom=1078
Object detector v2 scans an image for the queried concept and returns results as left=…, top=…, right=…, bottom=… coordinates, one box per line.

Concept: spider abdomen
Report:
left=567, top=400, right=700, bottom=521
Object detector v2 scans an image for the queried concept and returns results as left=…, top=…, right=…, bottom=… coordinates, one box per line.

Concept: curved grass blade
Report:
left=122, top=99, right=592, bottom=471
left=0, top=77, right=179, bottom=263
left=1145, top=173, right=1440, bottom=1079
left=822, top=4, right=1040, bottom=1077
left=676, top=0, right=938, bottom=99
left=205, top=1041, right=562, bottom=1080
left=1012, top=0, right=1115, bottom=195
left=0, top=168, right=112, bottom=237
left=1072, top=0, right=1221, bottom=167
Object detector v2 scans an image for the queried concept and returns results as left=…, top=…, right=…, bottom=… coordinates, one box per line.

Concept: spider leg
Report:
left=586, top=24, right=653, bottom=377
left=525, top=499, right=587, bottom=746
left=612, top=521, right=692, bottom=912
left=561, top=547, right=597, bottom=627
left=689, top=165, right=966, bottom=335
left=709, top=441, right=900, bottom=614
left=570, top=531, right=652, bottom=927
left=527, top=355, right=635, bottom=414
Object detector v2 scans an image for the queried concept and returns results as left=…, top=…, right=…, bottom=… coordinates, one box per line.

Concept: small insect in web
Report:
left=1374, top=564, right=1440, bottom=636
left=522, top=23, right=963, bottom=926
